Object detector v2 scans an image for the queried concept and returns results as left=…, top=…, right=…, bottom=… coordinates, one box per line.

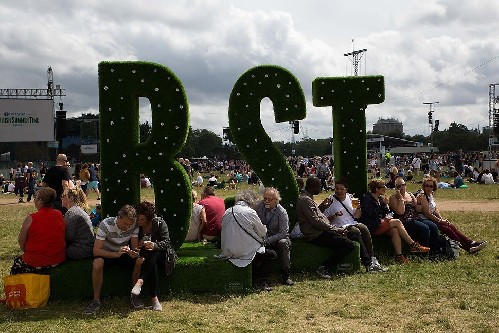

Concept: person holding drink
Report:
left=359, top=179, right=430, bottom=264
left=130, top=201, right=174, bottom=311
left=320, top=179, right=387, bottom=272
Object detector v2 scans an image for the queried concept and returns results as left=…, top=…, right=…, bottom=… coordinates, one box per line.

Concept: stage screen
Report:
left=0, top=99, right=54, bottom=142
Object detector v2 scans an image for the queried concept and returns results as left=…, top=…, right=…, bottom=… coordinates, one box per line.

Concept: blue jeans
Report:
left=402, top=219, right=440, bottom=253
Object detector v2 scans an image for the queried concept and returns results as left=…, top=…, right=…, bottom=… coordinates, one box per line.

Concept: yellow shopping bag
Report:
left=3, top=273, right=50, bottom=309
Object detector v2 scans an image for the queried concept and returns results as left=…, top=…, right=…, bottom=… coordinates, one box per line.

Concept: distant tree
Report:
left=139, top=121, right=151, bottom=143
left=433, top=122, right=488, bottom=152
left=178, top=128, right=223, bottom=158
left=404, top=134, right=427, bottom=145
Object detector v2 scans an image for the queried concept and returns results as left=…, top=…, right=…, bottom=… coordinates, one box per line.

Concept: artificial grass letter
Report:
left=99, top=61, right=191, bottom=249
left=228, top=65, right=306, bottom=226
left=312, top=76, right=385, bottom=196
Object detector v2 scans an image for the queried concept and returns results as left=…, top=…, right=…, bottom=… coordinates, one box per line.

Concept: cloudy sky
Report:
left=1, top=0, right=498, bottom=142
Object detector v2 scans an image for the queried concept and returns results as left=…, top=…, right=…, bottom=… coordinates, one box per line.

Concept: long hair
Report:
left=65, top=187, right=89, bottom=210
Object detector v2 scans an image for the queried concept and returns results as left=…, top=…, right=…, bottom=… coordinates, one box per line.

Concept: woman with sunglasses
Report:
left=389, top=177, right=440, bottom=255
left=62, top=187, right=94, bottom=259
left=360, top=179, right=430, bottom=264
left=416, top=176, right=487, bottom=253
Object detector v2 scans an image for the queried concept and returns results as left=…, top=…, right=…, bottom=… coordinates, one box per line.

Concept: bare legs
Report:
left=386, top=218, right=416, bottom=255
left=92, top=258, right=105, bottom=301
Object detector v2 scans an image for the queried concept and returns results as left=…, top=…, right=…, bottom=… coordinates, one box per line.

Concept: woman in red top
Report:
left=10, top=187, right=66, bottom=274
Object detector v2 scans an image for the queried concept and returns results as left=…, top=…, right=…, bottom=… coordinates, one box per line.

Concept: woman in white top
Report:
left=416, top=176, right=486, bottom=254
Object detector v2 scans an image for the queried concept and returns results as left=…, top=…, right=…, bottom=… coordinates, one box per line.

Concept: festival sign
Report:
left=0, top=99, right=55, bottom=142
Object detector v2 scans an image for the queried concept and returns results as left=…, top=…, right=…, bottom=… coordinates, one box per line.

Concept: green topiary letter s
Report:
left=99, top=61, right=192, bottom=249
left=312, top=76, right=385, bottom=196
left=228, top=65, right=306, bottom=225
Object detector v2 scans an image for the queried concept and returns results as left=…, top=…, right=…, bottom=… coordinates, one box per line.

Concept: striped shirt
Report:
left=96, top=217, right=138, bottom=252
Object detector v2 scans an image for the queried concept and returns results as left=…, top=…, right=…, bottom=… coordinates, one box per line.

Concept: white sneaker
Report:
left=469, top=241, right=487, bottom=253
left=369, top=257, right=388, bottom=272
left=366, top=262, right=388, bottom=273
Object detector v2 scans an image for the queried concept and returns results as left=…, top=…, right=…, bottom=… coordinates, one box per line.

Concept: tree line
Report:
left=171, top=122, right=492, bottom=159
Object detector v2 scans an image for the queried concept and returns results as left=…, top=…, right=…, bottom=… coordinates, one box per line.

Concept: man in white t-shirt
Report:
left=412, top=155, right=422, bottom=175
left=320, top=179, right=387, bottom=273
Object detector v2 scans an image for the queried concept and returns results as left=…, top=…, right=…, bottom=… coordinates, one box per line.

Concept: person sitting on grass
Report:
left=416, top=176, right=487, bottom=254
left=83, top=205, right=139, bottom=315
left=389, top=177, right=440, bottom=257
left=296, top=176, right=356, bottom=279
left=359, top=179, right=430, bottom=264
left=452, top=171, right=465, bottom=188
left=321, top=179, right=387, bottom=272
left=89, top=204, right=102, bottom=229
left=62, top=187, right=94, bottom=260
left=10, top=187, right=66, bottom=275
left=130, top=201, right=174, bottom=311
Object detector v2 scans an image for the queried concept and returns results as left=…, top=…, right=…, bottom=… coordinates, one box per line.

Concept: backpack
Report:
left=439, top=234, right=460, bottom=260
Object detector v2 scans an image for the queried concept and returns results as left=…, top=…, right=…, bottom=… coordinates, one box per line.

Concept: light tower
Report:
left=423, top=101, right=439, bottom=151
left=344, top=40, right=367, bottom=76
left=489, top=83, right=499, bottom=153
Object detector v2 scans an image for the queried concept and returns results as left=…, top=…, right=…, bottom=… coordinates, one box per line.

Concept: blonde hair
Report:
left=394, top=177, right=405, bottom=186
left=65, top=187, right=89, bottom=210
left=422, top=176, right=438, bottom=192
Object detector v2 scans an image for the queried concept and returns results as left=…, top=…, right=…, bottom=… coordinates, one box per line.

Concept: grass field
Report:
left=0, top=179, right=498, bottom=333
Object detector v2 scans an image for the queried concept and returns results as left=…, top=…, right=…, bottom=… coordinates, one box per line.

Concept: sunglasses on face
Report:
left=396, top=184, right=406, bottom=188
left=424, top=184, right=434, bottom=188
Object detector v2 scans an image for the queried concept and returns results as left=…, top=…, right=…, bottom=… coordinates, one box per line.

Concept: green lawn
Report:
left=0, top=182, right=498, bottom=333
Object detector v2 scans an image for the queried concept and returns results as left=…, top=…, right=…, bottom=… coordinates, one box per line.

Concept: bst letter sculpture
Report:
left=99, top=60, right=384, bottom=244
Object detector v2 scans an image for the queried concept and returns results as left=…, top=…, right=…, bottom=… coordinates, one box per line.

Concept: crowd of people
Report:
left=5, top=151, right=493, bottom=315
